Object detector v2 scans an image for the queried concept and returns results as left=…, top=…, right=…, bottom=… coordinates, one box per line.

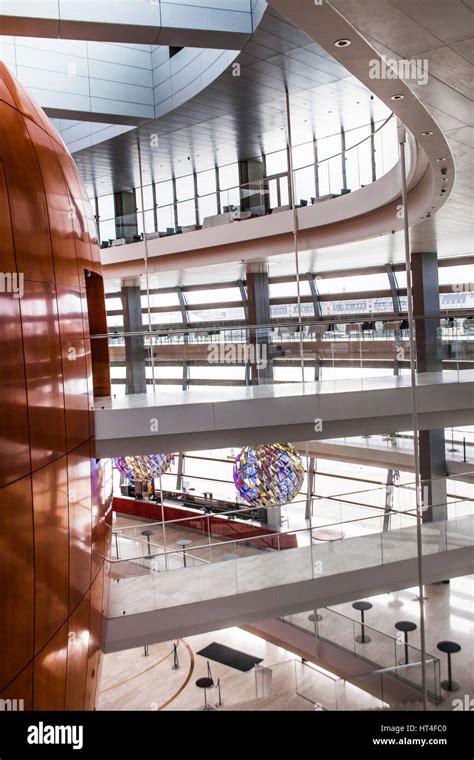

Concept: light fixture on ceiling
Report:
left=436, top=157, right=446, bottom=162
left=421, top=131, right=433, bottom=136
left=335, top=39, right=351, bottom=47
left=391, top=94, right=404, bottom=101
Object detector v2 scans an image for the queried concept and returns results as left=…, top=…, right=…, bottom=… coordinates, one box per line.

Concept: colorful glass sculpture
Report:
left=114, top=455, right=173, bottom=481
left=233, top=444, right=304, bottom=507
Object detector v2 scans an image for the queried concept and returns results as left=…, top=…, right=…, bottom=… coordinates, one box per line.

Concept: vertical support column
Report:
left=121, top=276, right=146, bottom=395
left=386, top=264, right=401, bottom=376
left=305, top=456, right=315, bottom=522
left=383, top=469, right=394, bottom=532
left=176, top=285, right=189, bottom=390
left=412, top=252, right=447, bottom=521
left=114, top=190, right=138, bottom=240
left=246, top=262, right=273, bottom=385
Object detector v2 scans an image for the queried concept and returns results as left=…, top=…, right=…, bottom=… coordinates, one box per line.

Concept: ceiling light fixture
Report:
left=421, top=131, right=433, bottom=136
left=335, top=39, right=351, bottom=47
left=391, top=94, right=404, bottom=101
left=436, top=157, right=446, bottom=162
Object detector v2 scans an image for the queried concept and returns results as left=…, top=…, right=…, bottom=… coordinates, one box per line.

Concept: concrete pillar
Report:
left=412, top=252, right=447, bottom=521
left=121, top=276, right=146, bottom=395
left=114, top=190, right=138, bottom=240
left=246, top=262, right=273, bottom=384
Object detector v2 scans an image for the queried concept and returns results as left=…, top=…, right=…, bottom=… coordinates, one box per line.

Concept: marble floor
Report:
left=97, top=627, right=385, bottom=712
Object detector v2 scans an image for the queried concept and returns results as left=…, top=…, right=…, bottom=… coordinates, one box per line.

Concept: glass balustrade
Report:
left=96, top=116, right=398, bottom=248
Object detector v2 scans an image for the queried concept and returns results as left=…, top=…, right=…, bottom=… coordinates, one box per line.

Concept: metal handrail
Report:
left=107, top=509, right=418, bottom=565
left=91, top=310, right=469, bottom=341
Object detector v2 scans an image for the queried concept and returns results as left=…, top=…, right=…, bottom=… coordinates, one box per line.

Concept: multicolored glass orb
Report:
left=114, top=455, right=173, bottom=481
left=233, top=444, right=304, bottom=507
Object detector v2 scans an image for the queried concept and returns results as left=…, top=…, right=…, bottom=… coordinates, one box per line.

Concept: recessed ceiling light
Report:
left=436, top=157, right=446, bottom=162
left=335, top=39, right=351, bottom=48
left=421, top=131, right=433, bottom=136
left=441, top=177, right=448, bottom=182
left=391, top=94, right=404, bottom=101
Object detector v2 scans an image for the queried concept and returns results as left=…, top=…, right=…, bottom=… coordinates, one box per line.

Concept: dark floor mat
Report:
left=197, top=642, right=263, bottom=672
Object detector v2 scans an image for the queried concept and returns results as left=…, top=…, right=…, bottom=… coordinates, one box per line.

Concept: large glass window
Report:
left=136, top=183, right=156, bottom=235
left=266, top=148, right=288, bottom=176
left=374, top=116, right=399, bottom=177
left=318, top=133, right=343, bottom=195
left=156, top=180, right=174, bottom=207
left=197, top=168, right=216, bottom=197
left=294, top=166, right=316, bottom=205
left=185, top=287, right=241, bottom=305
left=176, top=174, right=194, bottom=202
left=317, top=272, right=390, bottom=295
left=292, top=141, right=314, bottom=170
left=177, top=199, right=196, bottom=227
left=219, top=163, right=239, bottom=190
left=98, top=193, right=116, bottom=242
left=198, top=193, right=218, bottom=224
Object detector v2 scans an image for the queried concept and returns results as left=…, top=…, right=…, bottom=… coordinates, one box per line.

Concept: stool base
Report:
left=355, top=635, right=371, bottom=644
left=441, top=679, right=459, bottom=692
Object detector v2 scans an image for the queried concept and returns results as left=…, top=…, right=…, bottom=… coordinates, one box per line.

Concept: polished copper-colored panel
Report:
left=84, top=571, right=105, bottom=710
left=33, top=458, right=69, bottom=652
left=0, top=75, right=17, bottom=109
left=0, top=663, right=33, bottom=711
left=56, top=284, right=91, bottom=450
left=0, top=100, right=54, bottom=283
left=52, top=142, right=93, bottom=286
left=65, top=593, right=90, bottom=710
left=0, top=476, right=34, bottom=690
left=67, top=442, right=92, bottom=612
left=26, top=120, right=80, bottom=288
left=85, top=271, right=111, bottom=398
left=0, top=291, right=30, bottom=489
left=20, top=280, right=66, bottom=471
left=0, top=159, right=16, bottom=273
left=33, top=624, right=68, bottom=711
left=0, top=61, right=107, bottom=711
left=90, top=457, right=104, bottom=581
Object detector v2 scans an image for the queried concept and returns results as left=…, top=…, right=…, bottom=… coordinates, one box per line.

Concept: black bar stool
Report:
left=141, top=529, right=155, bottom=556
left=437, top=640, right=461, bottom=691
left=195, top=677, right=214, bottom=710
left=394, top=620, right=417, bottom=665
left=352, top=601, right=372, bottom=643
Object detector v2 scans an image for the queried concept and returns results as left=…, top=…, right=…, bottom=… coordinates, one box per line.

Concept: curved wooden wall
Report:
left=0, top=61, right=111, bottom=710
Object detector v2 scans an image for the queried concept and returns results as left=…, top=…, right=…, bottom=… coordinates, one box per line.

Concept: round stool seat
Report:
left=195, top=677, right=213, bottom=689
left=141, top=529, right=154, bottom=536
left=395, top=620, right=417, bottom=633
left=223, top=553, right=238, bottom=561
left=177, top=539, right=192, bottom=547
left=437, top=640, right=461, bottom=654
left=352, top=601, right=372, bottom=612
left=437, top=640, right=461, bottom=692
left=352, top=601, right=372, bottom=644
left=395, top=621, right=417, bottom=665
